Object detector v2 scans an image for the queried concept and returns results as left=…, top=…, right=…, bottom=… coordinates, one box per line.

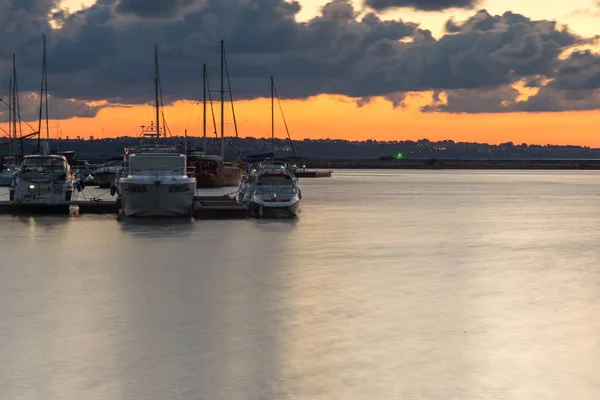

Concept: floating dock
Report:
left=294, top=170, right=332, bottom=178
left=0, top=195, right=252, bottom=219
left=192, top=195, right=251, bottom=219
left=0, top=200, right=118, bottom=215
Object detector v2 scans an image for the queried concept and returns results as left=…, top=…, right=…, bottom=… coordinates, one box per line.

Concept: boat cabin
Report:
left=19, top=155, right=71, bottom=180
left=187, top=154, right=225, bottom=175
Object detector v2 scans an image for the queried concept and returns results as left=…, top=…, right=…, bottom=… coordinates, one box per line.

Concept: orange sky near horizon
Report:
left=3, top=94, right=600, bottom=147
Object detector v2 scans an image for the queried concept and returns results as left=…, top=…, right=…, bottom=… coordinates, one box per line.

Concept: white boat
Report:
left=238, top=160, right=301, bottom=218
left=9, top=154, right=75, bottom=204
left=0, top=157, right=18, bottom=187
left=93, top=159, right=124, bottom=188
left=118, top=151, right=196, bottom=217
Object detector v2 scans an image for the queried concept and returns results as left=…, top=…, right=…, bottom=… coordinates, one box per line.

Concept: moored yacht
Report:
left=238, top=160, right=301, bottom=218
left=118, top=150, right=196, bottom=217
left=188, top=152, right=242, bottom=187
left=9, top=154, right=75, bottom=204
left=93, top=158, right=124, bottom=188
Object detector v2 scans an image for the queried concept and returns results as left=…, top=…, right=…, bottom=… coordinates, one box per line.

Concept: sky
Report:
left=1, top=0, right=600, bottom=146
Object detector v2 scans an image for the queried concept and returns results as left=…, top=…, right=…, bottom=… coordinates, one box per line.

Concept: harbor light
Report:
left=396, top=153, right=404, bottom=159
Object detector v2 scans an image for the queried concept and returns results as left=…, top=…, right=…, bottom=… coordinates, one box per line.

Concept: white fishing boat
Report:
left=9, top=154, right=75, bottom=204
left=116, top=46, right=196, bottom=218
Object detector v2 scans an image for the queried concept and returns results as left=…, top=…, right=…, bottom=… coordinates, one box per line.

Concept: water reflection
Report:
left=2, top=171, right=600, bottom=399
left=254, top=218, right=299, bottom=231
left=118, top=217, right=196, bottom=238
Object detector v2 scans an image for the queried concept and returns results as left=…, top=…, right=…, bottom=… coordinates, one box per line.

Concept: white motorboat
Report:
left=93, top=158, right=124, bottom=188
left=118, top=151, right=196, bottom=217
left=238, top=160, right=301, bottom=218
left=9, top=154, right=75, bottom=204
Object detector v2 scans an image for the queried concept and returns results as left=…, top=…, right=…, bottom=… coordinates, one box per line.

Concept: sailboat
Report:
left=10, top=40, right=77, bottom=204
left=117, top=46, right=197, bottom=217
left=187, top=40, right=243, bottom=187
left=0, top=55, right=23, bottom=186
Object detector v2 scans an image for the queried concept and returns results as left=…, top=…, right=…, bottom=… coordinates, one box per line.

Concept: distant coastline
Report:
left=291, top=157, right=600, bottom=170
left=3, top=138, right=600, bottom=169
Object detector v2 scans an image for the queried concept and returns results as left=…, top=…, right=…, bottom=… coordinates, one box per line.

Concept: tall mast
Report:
left=44, top=36, right=49, bottom=143
left=154, top=45, right=161, bottom=142
left=270, top=76, right=274, bottom=155
left=223, top=49, right=241, bottom=158
left=13, top=53, right=23, bottom=162
left=8, top=78, right=12, bottom=159
left=203, top=63, right=207, bottom=152
left=12, top=55, right=17, bottom=161
left=220, top=39, right=225, bottom=159
left=37, top=36, right=46, bottom=153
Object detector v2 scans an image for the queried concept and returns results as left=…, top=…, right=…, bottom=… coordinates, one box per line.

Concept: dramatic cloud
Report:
left=422, top=85, right=600, bottom=113
left=0, top=94, right=102, bottom=121
left=365, top=0, right=479, bottom=12
left=115, top=0, right=206, bottom=19
left=548, top=50, right=600, bottom=91
left=0, top=0, right=598, bottom=118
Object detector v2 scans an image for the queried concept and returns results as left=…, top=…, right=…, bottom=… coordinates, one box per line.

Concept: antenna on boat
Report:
left=184, top=129, right=188, bottom=155
left=220, top=39, right=225, bottom=160
left=154, top=44, right=161, bottom=143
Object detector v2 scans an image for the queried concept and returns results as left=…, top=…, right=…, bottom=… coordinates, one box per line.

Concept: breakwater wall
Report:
left=289, top=158, right=600, bottom=170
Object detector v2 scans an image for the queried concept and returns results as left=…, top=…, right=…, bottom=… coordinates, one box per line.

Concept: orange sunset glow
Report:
left=5, top=94, right=600, bottom=147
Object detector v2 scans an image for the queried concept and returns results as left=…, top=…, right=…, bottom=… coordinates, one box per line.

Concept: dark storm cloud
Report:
left=0, top=0, right=598, bottom=118
left=115, top=0, right=205, bottom=18
left=365, top=0, right=479, bottom=12
left=547, top=50, right=600, bottom=90
left=421, top=85, right=600, bottom=113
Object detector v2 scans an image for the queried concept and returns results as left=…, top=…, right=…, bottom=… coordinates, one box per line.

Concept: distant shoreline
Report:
left=289, top=157, right=600, bottom=170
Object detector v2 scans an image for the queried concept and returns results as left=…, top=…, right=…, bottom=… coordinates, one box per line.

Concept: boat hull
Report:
left=247, top=196, right=300, bottom=219
left=10, top=180, right=74, bottom=204
left=0, top=171, right=14, bottom=187
left=119, top=179, right=195, bottom=217
left=94, top=172, right=116, bottom=188
left=195, top=168, right=242, bottom=187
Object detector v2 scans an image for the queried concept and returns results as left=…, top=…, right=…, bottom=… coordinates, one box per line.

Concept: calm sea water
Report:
left=1, top=170, right=600, bottom=400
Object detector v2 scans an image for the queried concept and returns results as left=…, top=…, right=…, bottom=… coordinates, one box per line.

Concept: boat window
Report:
left=129, top=156, right=186, bottom=174
left=257, top=176, right=293, bottom=185
left=22, top=157, right=67, bottom=174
